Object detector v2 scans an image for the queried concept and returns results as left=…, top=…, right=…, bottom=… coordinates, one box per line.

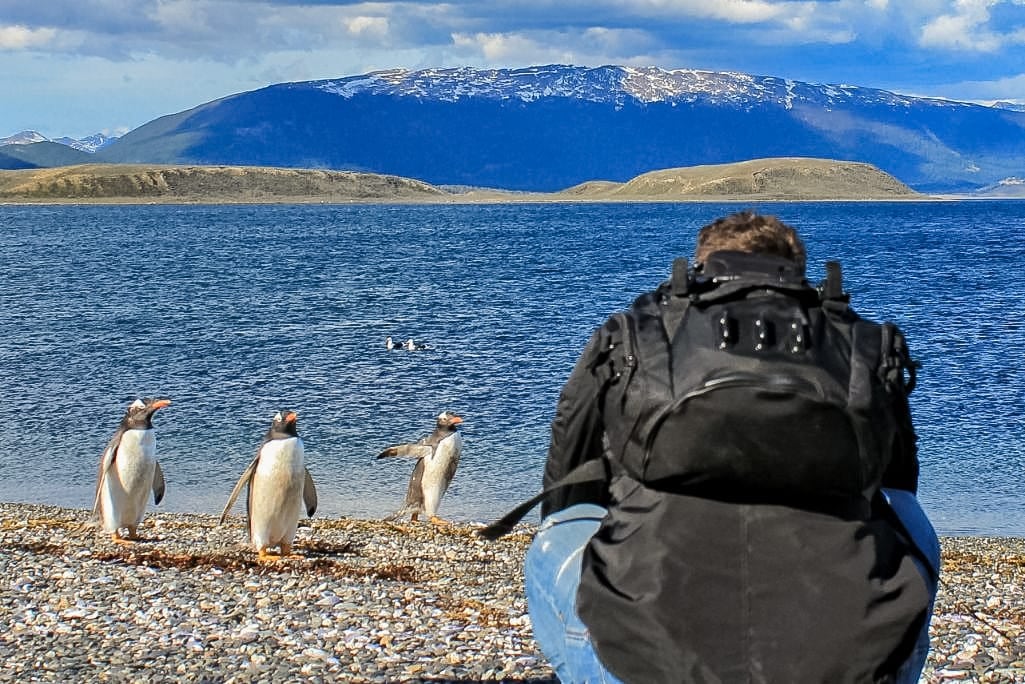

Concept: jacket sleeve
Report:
left=541, top=325, right=612, bottom=518
left=880, top=328, right=920, bottom=493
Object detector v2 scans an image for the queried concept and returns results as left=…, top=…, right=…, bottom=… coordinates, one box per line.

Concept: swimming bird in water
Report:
left=91, top=397, right=171, bottom=543
left=219, top=410, right=317, bottom=560
left=404, top=338, right=429, bottom=351
left=377, top=411, right=463, bottom=525
left=386, top=336, right=398, bottom=351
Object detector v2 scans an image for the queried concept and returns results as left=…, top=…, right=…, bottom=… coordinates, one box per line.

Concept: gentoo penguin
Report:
left=90, top=397, right=171, bottom=543
left=377, top=411, right=463, bottom=525
left=404, top=338, right=428, bottom=351
left=219, top=410, right=317, bottom=560
left=386, top=336, right=397, bottom=351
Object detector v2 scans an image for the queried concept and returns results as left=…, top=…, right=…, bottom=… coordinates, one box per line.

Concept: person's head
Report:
left=694, top=211, right=806, bottom=270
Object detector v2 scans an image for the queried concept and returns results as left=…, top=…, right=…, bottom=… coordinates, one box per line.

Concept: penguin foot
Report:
left=257, top=548, right=280, bottom=563
left=429, top=516, right=450, bottom=526
left=279, top=543, right=304, bottom=560
left=111, top=533, right=137, bottom=545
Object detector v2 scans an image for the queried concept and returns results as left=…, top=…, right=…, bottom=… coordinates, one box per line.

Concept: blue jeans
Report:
left=884, top=488, right=942, bottom=684
left=525, top=493, right=940, bottom=684
left=525, top=504, right=624, bottom=684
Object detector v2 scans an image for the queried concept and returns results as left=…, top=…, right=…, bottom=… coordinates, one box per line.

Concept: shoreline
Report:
left=1, top=193, right=1018, bottom=206
left=2, top=503, right=1023, bottom=682
left=0, top=194, right=977, bottom=206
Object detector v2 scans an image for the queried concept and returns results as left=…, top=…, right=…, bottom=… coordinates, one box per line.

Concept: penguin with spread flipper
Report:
left=91, top=397, right=171, bottom=543
left=377, top=411, right=463, bottom=525
left=219, top=410, right=317, bottom=560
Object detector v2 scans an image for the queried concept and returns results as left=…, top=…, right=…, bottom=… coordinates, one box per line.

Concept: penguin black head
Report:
left=121, top=397, right=172, bottom=430
left=268, top=410, right=299, bottom=439
left=436, top=411, right=463, bottom=430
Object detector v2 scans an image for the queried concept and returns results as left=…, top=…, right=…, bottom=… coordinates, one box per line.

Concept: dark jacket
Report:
left=542, top=254, right=930, bottom=683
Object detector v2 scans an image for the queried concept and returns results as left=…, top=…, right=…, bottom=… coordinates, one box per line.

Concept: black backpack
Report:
left=481, top=250, right=918, bottom=538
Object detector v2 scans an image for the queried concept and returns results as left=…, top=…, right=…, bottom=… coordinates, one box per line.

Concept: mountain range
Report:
left=0, top=131, right=118, bottom=153
left=3, top=65, right=1024, bottom=193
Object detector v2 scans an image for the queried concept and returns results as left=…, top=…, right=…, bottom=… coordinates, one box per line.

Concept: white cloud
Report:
left=934, top=70, right=1025, bottom=100
left=451, top=31, right=575, bottom=64
left=0, top=24, right=57, bottom=50
left=919, top=0, right=1004, bottom=51
left=345, top=16, right=389, bottom=39
left=703, top=0, right=789, bottom=23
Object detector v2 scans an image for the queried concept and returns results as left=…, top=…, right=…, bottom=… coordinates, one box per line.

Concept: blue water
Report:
left=1, top=201, right=1022, bottom=536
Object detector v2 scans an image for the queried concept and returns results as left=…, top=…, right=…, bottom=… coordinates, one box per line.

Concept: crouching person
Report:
left=485, top=211, right=939, bottom=683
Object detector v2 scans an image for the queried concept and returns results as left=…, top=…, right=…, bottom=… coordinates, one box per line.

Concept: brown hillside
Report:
left=0, top=158, right=924, bottom=203
left=0, top=164, right=447, bottom=203
left=559, top=158, right=920, bottom=200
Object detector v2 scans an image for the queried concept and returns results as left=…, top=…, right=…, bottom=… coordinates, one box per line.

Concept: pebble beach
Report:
left=1, top=503, right=1022, bottom=683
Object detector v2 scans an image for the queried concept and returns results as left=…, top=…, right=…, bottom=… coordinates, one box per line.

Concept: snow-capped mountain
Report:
left=45, top=65, right=1025, bottom=191
left=0, top=130, right=49, bottom=145
left=311, top=64, right=965, bottom=111
left=52, top=133, right=119, bottom=152
left=1, top=130, right=118, bottom=152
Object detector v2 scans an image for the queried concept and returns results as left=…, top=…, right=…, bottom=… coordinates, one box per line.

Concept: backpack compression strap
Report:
left=477, top=458, right=608, bottom=540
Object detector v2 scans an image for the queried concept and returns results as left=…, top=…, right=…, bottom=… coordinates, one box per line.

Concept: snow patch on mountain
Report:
left=52, top=133, right=118, bottom=152
left=308, top=64, right=976, bottom=112
left=1, top=130, right=117, bottom=152
left=992, top=101, right=1025, bottom=112
left=0, top=130, right=48, bottom=145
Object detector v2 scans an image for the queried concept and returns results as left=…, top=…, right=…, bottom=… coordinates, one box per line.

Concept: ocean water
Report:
left=1, top=201, right=1022, bottom=536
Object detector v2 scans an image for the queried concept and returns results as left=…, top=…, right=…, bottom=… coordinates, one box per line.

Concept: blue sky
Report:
left=2, top=0, right=1025, bottom=139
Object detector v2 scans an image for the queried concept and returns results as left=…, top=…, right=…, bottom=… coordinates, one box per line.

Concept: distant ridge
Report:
left=51, top=133, right=120, bottom=153
left=0, top=158, right=922, bottom=203
left=0, top=141, right=92, bottom=169
left=81, top=64, right=1025, bottom=194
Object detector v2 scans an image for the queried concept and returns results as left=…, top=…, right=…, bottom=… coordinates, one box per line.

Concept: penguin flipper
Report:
left=303, top=468, right=318, bottom=517
left=90, top=441, right=119, bottom=521
left=152, top=462, right=166, bottom=505
left=376, top=443, right=433, bottom=460
left=443, top=452, right=461, bottom=485
left=403, top=459, right=426, bottom=509
left=219, top=457, right=259, bottom=525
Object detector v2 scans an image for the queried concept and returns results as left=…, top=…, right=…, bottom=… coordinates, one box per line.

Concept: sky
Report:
left=2, top=0, right=1025, bottom=140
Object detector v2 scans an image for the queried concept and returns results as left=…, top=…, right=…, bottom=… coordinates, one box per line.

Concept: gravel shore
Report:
left=1, top=503, right=1022, bottom=683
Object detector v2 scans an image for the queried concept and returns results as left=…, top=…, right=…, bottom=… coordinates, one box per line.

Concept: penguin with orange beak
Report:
left=220, top=410, right=317, bottom=560
left=90, top=397, right=171, bottom=543
left=377, top=411, right=463, bottom=525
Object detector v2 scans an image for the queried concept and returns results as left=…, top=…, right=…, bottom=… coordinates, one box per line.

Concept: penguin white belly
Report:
left=101, top=428, right=156, bottom=533
left=421, top=433, right=462, bottom=517
left=249, top=437, right=305, bottom=549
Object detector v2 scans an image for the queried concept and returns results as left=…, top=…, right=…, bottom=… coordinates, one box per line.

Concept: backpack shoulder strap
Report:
left=478, top=458, right=609, bottom=539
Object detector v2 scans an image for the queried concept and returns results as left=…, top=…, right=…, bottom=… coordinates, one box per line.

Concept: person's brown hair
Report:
left=694, top=211, right=806, bottom=269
